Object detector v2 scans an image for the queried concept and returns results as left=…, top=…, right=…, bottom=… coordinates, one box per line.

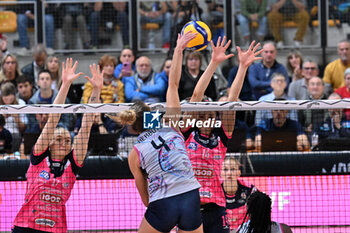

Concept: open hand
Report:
left=61, top=58, right=84, bottom=85
left=237, top=41, right=264, bottom=68
left=210, top=36, right=234, bottom=64
left=85, top=64, right=104, bottom=90
left=176, top=31, right=198, bottom=51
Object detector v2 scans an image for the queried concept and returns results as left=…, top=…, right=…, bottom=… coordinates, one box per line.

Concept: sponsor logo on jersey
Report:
left=188, top=142, right=197, bottom=151
left=35, top=218, right=55, bottom=227
left=63, top=182, right=69, bottom=188
left=199, top=191, right=212, bottom=198
left=40, top=192, right=62, bottom=204
left=193, top=167, right=214, bottom=178
left=39, top=170, right=50, bottom=180
left=213, top=155, right=221, bottom=160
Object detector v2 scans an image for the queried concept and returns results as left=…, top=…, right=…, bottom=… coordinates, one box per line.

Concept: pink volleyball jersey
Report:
left=224, top=180, right=256, bottom=230
left=13, top=147, right=81, bottom=233
left=183, top=126, right=231, bottom=207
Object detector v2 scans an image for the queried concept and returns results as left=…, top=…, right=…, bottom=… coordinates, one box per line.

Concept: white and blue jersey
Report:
left=133, top=127, right=201, bottom=203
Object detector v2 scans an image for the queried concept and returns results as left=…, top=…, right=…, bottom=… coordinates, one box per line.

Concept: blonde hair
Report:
left=224, top=156, right=241, bottom=167
left=0, top=54, right=21, bottom=83
left=108, top=100, right=151, bottom=133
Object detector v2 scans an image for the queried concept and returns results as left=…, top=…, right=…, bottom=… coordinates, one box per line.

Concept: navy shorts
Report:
left=12, top=226, right=50, bottom=233
left=201, top=203, right=230, bottom=233
left=145, top=189, right=202, bottom=232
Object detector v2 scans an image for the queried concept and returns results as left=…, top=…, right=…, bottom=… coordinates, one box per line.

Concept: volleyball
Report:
left=181, top=21, right=212, bottom=51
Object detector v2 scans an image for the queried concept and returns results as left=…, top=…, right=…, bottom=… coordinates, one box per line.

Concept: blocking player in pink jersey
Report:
left=221, top=157, right=256, bottom=231
left=181, top=39, right=263, bottom=233
left=12, top=58, right=103, bottom=233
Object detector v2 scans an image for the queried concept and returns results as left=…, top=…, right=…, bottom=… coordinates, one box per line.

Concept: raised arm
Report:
left=34, top=58, right=83, bottom=154
left=221, top=42, right=263, bottom=136
left=73, top=64, right=103, bottom=166
left=165, top=32, right=197, bottom=127
left=190, top=36, right=233, bottom=102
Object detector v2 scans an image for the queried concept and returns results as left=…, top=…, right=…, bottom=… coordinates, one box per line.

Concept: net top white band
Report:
left=0, top=99, right=349, bottom=114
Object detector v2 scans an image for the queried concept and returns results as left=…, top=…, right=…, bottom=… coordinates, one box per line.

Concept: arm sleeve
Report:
left=248, top=65, right=271, bottom=89
left=124, top=77, right=149, bottom=102
left=258, top=0, right=268, bottom=18
left=323, top=63, right=332, bottom=85
left=182, top=127, right=195, bottom=140
left=82, top=82, right=93, bottom=104
left=140, top=74, right=167, bottom=96
left=31, top=147, right=49, bottom=165
left=240, top=0, right=249, bottom=18
left=227, top=66, right=238, bottom=87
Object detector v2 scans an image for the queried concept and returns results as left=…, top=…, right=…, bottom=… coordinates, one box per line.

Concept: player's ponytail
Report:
left=118, top=110, right=137, bottom=125
left=108, top=100, right=151, bottom=133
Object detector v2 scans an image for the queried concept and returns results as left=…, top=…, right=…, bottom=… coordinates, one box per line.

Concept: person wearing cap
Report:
left=335, top=67, right=350, bottom=120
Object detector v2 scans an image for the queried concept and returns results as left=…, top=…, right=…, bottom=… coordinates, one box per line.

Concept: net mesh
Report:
left=0, top=101, right=349, bottom=232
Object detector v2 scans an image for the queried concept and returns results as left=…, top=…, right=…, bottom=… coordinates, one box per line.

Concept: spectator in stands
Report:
left=248, top=41, right=289, bottom=100
left=202, top=0, right=223, bottom=26
left=139, top=1, right=172, bottom=48
left=288, top=59, right=319, bottom=100
left=335, top=67, right=350, bottom=119
left=159, top=57, right=172, bottom=87
left=237, top=191, right=293, bottom=233
left=0, top=54, right=21, bottom=87
left=28, top=70, right=72, bottom=130
left=16, top=75, right=35, bottom=104
left=236, top=0, right=268, bottom=47
left=0, top=34, right=9, bottom=59
left=255, top=73, right=297, bottom=125
left=62, top=3, right=91, bottom=49
left=286, top=49, right=303, bottom=81
left=0, top=114, right=12, bottom=154
left=221, top=157, right=256, bottom=231
left=179, top=50, right=218, bottom=101
left=45, top=55, right=61, bottom=91
left=21, top=44, right=47, bottom=85
left=16, top=0, right=54, bottom=56
left=298, top=76, right=328, bottom=133
left=315, top=93, right=350, bottom=140
left=25, top=113, right=48, bottom=134
left=89, top=1, right=129, bottom=48
left=114, top=48, right=136, bottom=81
left=0, top=83, right=27, bottom=152
left=255, top=101, right=310, bottom=152
left=267, top=0, right=310, bottom=48
left=82, top=55, right=124, bottom=103
left=124, top=56, right=167, bottom=102
left=323, top=40, right=350, bottom=91
left=202, top=0, right=224, bottom=43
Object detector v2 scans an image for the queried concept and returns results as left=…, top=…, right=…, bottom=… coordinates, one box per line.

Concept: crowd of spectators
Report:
left=2, top=0, right=339, bottom=54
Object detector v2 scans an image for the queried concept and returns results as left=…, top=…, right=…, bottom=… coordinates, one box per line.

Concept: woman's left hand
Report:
left=237, top=41, right=264, bottom=68
left=211, top=36, right=234, bottom=64
left=85, top=64, right=104, bottom=90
